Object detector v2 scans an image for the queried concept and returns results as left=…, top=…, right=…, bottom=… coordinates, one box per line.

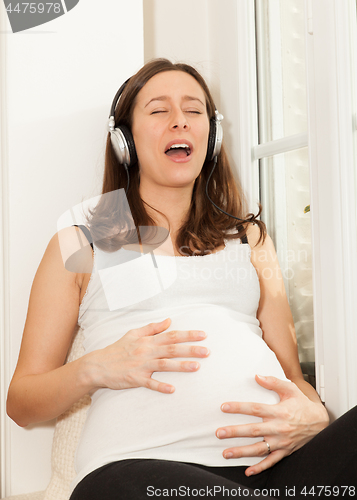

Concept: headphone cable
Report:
left=205, top=157, right=252, bottom=223
left=123, top=163, right=130, bottom=195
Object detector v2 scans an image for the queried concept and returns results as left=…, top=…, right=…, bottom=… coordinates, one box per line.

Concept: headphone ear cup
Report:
left=205, top=118, right=217, bottom=163
left=205, top=117, right=223, bottom=163
left=110, top=125, right=138, bottom=167
left=119, top=125, right=137, bottom=166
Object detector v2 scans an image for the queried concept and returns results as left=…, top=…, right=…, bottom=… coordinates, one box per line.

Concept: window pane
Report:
left=260, top=148, right=314, bottom=379
left=256, top=0, right=308, bottom=142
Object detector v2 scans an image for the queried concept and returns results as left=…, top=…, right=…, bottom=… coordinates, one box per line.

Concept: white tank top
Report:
left=71, top=236, right=288, bottom=491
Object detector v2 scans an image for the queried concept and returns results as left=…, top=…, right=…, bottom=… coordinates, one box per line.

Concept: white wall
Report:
left=144, top=0, right=210, bottom=70
left=0, top=1, right=144, bottom=496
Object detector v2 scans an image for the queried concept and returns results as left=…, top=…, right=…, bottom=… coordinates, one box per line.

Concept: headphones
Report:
left=107, top=76, right=249, bottom=223
left=107, top=77, right=224, bottom=167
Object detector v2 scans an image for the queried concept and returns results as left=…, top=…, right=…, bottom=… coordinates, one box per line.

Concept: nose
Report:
left=170, top=108, right=190, bottom=131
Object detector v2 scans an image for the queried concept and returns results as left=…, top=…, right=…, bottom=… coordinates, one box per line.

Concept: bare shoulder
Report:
left=245, top=223, right=274, bottom=251
left=55, top=225, right=93, bottom=277
left=245, top=224, right=278, bottom=270
left=245, top=223, right=263, bottom=248
left=28, top=227, right=87, bottom=330
left=36, top=226, right=91, bottom=290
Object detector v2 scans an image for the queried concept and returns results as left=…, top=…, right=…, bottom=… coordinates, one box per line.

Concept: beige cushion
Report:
left=4, top=493, right=45, bottom=500
left=43, top=326, right=91, bottom=500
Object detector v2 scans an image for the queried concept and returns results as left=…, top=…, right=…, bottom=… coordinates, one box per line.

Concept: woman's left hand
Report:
left=216, top=375, right=330, bottom=476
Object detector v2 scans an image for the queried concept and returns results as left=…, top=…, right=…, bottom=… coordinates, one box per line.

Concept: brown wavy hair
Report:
left=85, top=58, right=266, bottom=255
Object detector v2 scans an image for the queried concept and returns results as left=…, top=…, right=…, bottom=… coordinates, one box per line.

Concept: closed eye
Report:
left=151, top=110, right=202, bottom=115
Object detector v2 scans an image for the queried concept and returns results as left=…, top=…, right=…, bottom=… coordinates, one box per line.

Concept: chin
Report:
left=168, top=165, right=203, bottom=183
left=140, top=160, right=203, bottom=190
left=164, top=173, right=198, bottom=188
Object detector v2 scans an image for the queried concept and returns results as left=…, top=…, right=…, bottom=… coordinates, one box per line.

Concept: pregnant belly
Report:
left=76, top=306, right=289, bottom=469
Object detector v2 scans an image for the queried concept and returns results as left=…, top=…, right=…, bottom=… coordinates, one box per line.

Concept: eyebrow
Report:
left=144, top=95, right=205, bottom=108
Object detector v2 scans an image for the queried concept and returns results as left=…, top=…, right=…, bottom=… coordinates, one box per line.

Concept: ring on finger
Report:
left=263, top=439, right=271, bottom=454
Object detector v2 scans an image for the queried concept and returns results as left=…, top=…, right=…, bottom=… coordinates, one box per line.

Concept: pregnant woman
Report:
left=7, top=59, right=356, bottom=499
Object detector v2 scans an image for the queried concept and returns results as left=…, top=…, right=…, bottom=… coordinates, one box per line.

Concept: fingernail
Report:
left=257, top=375, right=267, bottom=380
left=247, top=470, right=255, bottom=476
left=217, top=430, right=226, bottom=438
left=224, top=452, right=233, bottom=459
left=199, top=347, right=210, bottom=355
left=221, top=404, right=231, bottom=411
left=165, top=385, right=174, bottom=393
left=197, top=331, right=206, bottom=339
left=189, top=362, right=199, bottom=370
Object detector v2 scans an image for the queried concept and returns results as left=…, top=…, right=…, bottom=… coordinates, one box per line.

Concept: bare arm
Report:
left=7, top=227, right=97, bottom=426
left=7, top=227, right=209, bottom=427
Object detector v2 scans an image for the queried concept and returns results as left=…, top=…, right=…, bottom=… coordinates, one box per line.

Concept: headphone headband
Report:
left=109, top=78, right=131, bottom=123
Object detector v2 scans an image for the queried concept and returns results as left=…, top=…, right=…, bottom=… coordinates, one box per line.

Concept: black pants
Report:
left=70, top=405, right=357, bottom=500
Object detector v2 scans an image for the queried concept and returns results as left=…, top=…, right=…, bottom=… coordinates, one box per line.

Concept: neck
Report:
left=139, top=182, right=193, bottom=244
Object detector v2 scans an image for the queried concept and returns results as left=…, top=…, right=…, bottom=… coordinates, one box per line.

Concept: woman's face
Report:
left=131, top=70, right=210, bottom=193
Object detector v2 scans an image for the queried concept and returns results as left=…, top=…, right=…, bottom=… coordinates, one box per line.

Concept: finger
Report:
left=254, top=375, right=296, bottom=400
left=222, top=440, right=275, bottom=460
left=216, top=422, right=275, bottom=439
left=220, top=401, right=277, bottom=418
left=150, top=359, right=202, bottom=373
left=244, top=449, right=287, bottom=476
left=158, top=344, right=210, bottom=359
left=135, top=318, right=172, bottom=338
left=138, top=376, right=175, bottom=394
left=156, top=329, right=207, bottom=345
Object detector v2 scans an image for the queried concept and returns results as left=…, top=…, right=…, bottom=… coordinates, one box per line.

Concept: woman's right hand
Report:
left=87, top=318, right=209, bottom=394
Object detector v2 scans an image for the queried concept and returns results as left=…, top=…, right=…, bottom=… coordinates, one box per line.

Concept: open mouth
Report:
left=165, top=143, right=192, bottom=159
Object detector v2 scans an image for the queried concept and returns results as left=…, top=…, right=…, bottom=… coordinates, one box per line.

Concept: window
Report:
left=246, top=0, right=357, bottom=413
left=254, top=0, right=314, bottom=383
